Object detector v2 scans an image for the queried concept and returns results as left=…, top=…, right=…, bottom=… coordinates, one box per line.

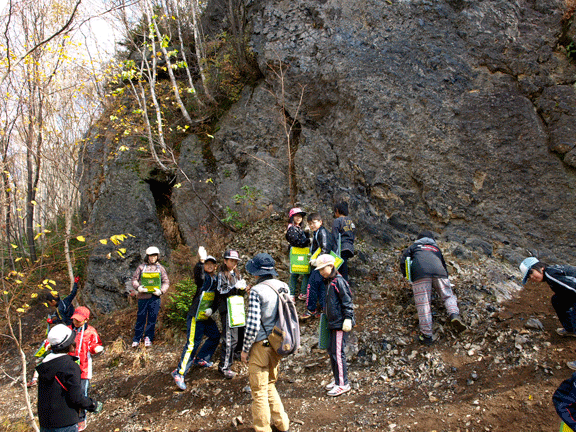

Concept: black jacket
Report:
left=214, top=270, right=244, bottom=314
left=332, top=217, right=355, bottom=256
left=37, top=354, right=97, bottom=428
left=400, top=237, right=448, bottom=282
left=188, top=265, right=218, bottom=318
left=553, top=372, right=576, bottom=430
left=543, top=265, right=576, bottom=303
left=49, top=282, right=78, bottom=326
left=286, top=224, right=310, bottom=248
left=311, top=226, right=335, bottom=256
left=324, top=273, right=355, bottom=330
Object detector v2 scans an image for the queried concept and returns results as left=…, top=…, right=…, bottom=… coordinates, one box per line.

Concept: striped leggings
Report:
left=411, top=277, right=459, bottom=336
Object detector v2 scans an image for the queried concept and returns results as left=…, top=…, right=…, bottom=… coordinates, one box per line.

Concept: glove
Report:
left=235, top=279, right=247, bottom=290
left=204, top=308, right=213, bottom=318
left=93, top=401, right=103, bottom=414
left=198, top=246, right=207, bottom=261
left=153, top=288, right=162, bottom=297
left=137, top=286, right=148, bottom=294
left=74, top=276, right=80, bottom=284
left=94, top=345, right=104, bottom=354
left=46, top=317, right=53, bottom=324
left=342, top=319, right=352, bottom=332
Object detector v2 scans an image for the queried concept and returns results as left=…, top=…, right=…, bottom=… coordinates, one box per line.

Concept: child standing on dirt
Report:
left=286, top=207, right=311, bottom=301
left=68, top=306, right=104, bottom=432
left=332, top=201, right=355, bottom=283
left=214, top=249, right=246, bottom=379
left=400, top=230, right=467, bottom=345
left=315, top=254, right=355, bottom=397
left=172, top=248, right=221, bottom=390
left=37, top=324, right=103, bottom=432
left=130, top=246, right=170, bottom=347
left=301, top=212, right=336, bottom=320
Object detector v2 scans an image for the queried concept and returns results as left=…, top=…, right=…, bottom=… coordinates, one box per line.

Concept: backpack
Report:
left=261, top=280, right=301, bottom=356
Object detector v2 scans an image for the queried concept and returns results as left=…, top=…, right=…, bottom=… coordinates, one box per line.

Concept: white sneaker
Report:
left=325, top=381, right=335, bottom=391
left=144, top=337, right=152, bottom=347
left=131, top=341, right=139, bottom=348
left=327, top=383, right=351, bottom=397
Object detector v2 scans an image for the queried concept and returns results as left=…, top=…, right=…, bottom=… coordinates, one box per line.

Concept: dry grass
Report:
left=564, top=0, right=576, bottom=21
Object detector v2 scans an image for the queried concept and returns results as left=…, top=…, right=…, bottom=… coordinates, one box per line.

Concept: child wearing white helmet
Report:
left=520, top=257, right=576, bottom=347
left=130, top=246, right=170, bottom=347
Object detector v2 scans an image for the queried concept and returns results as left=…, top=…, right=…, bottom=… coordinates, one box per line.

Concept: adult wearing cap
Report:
left=242, top=253, right=290, bottom=432
left=37, top=324, right=102, bottom=432
left=520, top=257, right=576, bottom=338
left=400, top=230, right=466, bottom=346
left=130, top=246, right=170, bottom=347
left=214, top=249, right=246, bottom=379
left=171, top=248, right=221, bottom=390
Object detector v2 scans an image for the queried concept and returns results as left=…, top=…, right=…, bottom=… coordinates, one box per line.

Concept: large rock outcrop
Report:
left=81, top=0, right=576, bottom=311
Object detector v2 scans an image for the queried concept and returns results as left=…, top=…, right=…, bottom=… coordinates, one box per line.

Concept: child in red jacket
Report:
left=69, top=306, right=104, bottom=431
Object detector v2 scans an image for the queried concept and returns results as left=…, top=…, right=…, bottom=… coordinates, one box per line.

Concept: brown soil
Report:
left=0, top=274, right=572, bottom=432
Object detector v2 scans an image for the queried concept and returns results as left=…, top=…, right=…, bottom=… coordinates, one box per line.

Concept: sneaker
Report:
left=417, top=334, right=435, bottom=346
left=171, top=369, right=186, bottom=390
left=300, top=310, right=314, bottom=321
left=327, top=384, right=351, bottom=397
left=557, top=328, right=576, bottom=337
left=193, top=358, right=214, bottom=368
left=78, top=420, right=87, bottom=431
left=325, top=380, right=335, bottom=391
left=298, top=293, right=307, bottom=301
left=221, top=369, right=237, bottom=379
left=131, top=341, right=139, bottom=348
left=449, top=313, right=467, bottom=333
left=27, top=378, right=37, bottom=388
left=144, top=337, right=152, bottom=347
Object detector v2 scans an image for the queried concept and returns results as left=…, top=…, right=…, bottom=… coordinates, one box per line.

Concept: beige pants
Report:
left=248, top=341, right=290, bottom=432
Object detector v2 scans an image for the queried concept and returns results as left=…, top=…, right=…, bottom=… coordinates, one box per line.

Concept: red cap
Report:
left=71, top=306, right=90, bottom=322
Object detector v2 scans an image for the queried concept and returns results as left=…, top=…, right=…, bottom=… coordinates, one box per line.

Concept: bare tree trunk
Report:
left=190, top=0, right=214, bottom=103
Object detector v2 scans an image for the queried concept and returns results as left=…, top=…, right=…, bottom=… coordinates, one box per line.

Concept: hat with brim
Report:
left=313, top=254, right=336, bottom=270
left=246, top=253, right=278, bottom=277
left=205, top=255, right=217, bottom=263
left=224, top=250, right=240, bottom=260
left=71, top=306, right=90, bottom=322
left=520, top=257, right=540, bottom=284
left=48, top=324, right=76, bottom=351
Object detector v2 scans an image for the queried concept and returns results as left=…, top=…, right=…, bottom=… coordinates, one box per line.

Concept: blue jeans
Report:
left=177, top=315, right=220, bottom=377
left=133, top=296, right=161, bottom=342
left=288, top=273, right=309, bottom=296
left=306, top=270, right=326, bottom=313
left=79, top=379, right=89, bottom=422
left=41, top=426, right=78, bottom=432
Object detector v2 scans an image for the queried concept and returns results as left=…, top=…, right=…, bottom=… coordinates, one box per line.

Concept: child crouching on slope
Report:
left=315, top=254, right=355, bottom=397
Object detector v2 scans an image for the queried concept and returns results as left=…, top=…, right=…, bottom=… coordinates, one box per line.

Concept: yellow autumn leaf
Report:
left=76, top=236, right=86, bottom=242
left=174, top=183, right=182, bottom=188
left=106, top=253, right=112, bottom=259
left=16, top=308, right=25, bottom=313
left=49, top=280, right=56, bottom=285
left=51, top=290, right=58, bottom=297
left=30, top=200, right=37, bottom=205
left=15, top=257, right=21, bottom=262
left=43, top=302, right=48, bottom=307
left=10, top=243, right=17, bottom=249
left=117, top=250, right=125, bottom=258
left=31, top=293, right=38, bottom=298
left=15, top=280, right=22, bottom=284
left=3, top=291, right=8, bottom=295
left=34, top=232, right=43, bottom=240
left=99, top=239, right=108, bottom=245
left=119, top=248, right=126, bottom=254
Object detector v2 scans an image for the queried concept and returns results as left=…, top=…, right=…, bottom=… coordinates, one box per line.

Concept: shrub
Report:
left=165, top=278, right=196, bottom=331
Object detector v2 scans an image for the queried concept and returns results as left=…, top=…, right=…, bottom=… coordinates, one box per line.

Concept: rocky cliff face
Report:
left=81, top=0, right=576, bottom=311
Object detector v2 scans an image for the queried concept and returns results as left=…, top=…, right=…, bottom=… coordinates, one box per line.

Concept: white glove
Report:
left=94, top=345, right=104, bottom=354
left=137, top=286, right=148, bottom=294
left=153, top=288, right=162, bottom=297
left=342, top=319, right=352, bottom=332
left=198, top=246, right=207, bottom=262
left=204, top=308, right=213, bottom=318
left=235, top=279, right=247, bottom=289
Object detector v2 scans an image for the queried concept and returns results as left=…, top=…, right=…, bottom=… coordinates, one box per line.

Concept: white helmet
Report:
left=145, top=246, right=160, bottom=256
left=519, top=257, right=539, bottom=284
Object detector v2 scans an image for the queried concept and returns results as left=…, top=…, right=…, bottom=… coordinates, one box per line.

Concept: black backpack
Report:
left=261, top=280, right=301, bottom=356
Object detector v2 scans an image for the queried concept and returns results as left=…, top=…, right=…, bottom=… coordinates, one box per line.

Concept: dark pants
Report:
left=328, top=329, right=348, bottom=386
left=78, top=379, right=89, bottom=422
left=552, top=294, right=576, bottom=332
left=339, top=250, right=354, bottom=282
left=41, top=426, right=78, bottom=432
left=177, top=315, right=220, bottom=377
left=306, top=270, right=326, bottom=313
left=219, top=312, right=239, bottom=371
left=133, top=296, right=161, bottom=342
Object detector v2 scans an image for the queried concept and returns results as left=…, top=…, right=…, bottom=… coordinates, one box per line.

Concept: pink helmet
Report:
left=288, top=207, right=306, bottom=219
